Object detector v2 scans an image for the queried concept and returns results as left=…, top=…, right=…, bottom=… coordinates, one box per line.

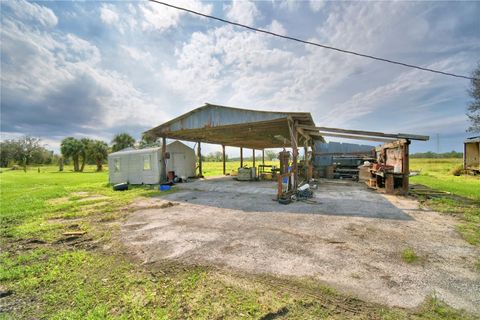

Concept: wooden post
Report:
left=385, top=173, right=394, bottom=194
left=291, top=123, right=299, bottom=190
left=252, top=149, right=256, bottom=168
left=402, top=140, right=410, bottom=194
left=161, top=137, right=167, bottom=183
left=304, top=144, right=311, bottom=180
left=262, top=150, right=265, bottom=165
left=240, top=147, right=243, bottom=167
left=222, top=145, right=226, bottom=175
left=197, top=142, right=203, bottom=177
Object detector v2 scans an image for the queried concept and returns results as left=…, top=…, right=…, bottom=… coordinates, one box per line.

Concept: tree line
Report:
left=201, top=150, right=278, bottom=162
left=1, top=132, right=153, bottom=171
left=1, top=136, right=282, bottom=170
left=410, top=151, right=463, bottom=159
left=0, top=136, right=56, bottom=168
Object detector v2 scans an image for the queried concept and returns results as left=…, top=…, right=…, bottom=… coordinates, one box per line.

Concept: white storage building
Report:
left=108, top=141, right=196, bottom=184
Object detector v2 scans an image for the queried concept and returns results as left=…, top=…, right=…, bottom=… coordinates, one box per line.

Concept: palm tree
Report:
left=60, top=137, right=83, bottom=172
left=88, top=140, right=109, bottom=171
left=139, top=132, right=159, bottom=148
left=80, top=138, right=93, bottom=172
left=111, top=133, right=135, bottom=152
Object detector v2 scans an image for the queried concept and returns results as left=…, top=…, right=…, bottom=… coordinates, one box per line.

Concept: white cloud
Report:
left=309, top=0, right=326, bottom=12
left=100, top=4, right=119, bottom=24
left=2, top=0, right=478, bottom=153
left=1, top=3, right=168, bottom=139
left=320, top=53, right=474, bottom=128
left=3, top=0, right=58, bottom=27
left=63, top=34, right=101, bottom=64
left=225, top=0, right=260, bottom=25
left=121, top=45, right=151, bottom=61
left=140, top=0, right=212, bottom=31
left=267, top=20, right=286, bottom=36
left=163, top=25, right=298, bottom=107
left=273, top=0, right=300, bottom=12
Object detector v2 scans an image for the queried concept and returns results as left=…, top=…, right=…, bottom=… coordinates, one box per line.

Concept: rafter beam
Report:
left=299, top=125, right=429, bottom=141
left=312, top=131, right=397, bottom=143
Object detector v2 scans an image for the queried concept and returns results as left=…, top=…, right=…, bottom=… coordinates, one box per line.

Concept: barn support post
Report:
left=402, top=139, right=410, bottom=194
left=240, top=147, right=243, bottom=167
left=222, top=145, right=226, bottom=175
left=252, top=149, right=256, bottom=169
left=287, top=118, right=299, bottom=190
left=161, top=137, right=167, bottom=183
left=304, top=143, right=310, bottom=180
left=197, top=142, right=203, bottom=178
left=262, top=150, right=265, bottom=165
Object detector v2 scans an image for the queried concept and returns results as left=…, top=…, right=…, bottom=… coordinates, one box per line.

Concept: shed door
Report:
left=172, top=153, right=187, bottom=178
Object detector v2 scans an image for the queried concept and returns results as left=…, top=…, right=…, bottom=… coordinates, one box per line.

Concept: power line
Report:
left=148, top=0, right=478, bottom=81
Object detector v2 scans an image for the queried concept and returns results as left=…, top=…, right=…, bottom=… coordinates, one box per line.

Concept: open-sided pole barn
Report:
left=146, top=103, right=429, bottom=196
left=146, top=103, right=317, bottom=190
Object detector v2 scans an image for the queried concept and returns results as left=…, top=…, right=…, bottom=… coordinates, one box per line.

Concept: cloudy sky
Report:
left=1, top=0, right=479, bottom=154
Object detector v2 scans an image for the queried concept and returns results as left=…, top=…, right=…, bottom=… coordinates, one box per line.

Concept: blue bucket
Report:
left=282, top=177, right=289, bottom=183
left=160, top=185, right=171, bottom=191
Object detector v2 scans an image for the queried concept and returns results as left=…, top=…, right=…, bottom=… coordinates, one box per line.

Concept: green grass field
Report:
left=410, top=158, right=479, bottom=200
left=200, top=160, right=279, bottom=176
left=409, top=158, right=480, bottom=247
left=0, top=161, right=477, bottom=319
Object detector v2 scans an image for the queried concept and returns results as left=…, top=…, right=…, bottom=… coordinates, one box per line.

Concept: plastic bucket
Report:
left=160, top=185, right=171, bottom=191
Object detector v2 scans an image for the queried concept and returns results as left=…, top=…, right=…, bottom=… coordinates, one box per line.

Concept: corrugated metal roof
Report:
left=109, top=147, right=161, bottom=156
left=108, top=141, right=191, bottom=156
left=146, top=103, right=315, bottom=149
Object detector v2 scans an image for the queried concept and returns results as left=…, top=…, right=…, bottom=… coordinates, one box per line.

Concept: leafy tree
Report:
left=139, top=132, right=159, bottom=148
left=467, top=64, right=480, bottom=133
left=20, top=136, right=43, bottom=171
left=60, top=137, right=83, bottom=172
left=0, top=140, right=21, bottom=167
left=265, top=150, right=277, bottom=161
left=111, top=133, right=135, bottom=152
left=87, top=140, right=109, bottom=171
left=0, top=137, right=54, bottom=168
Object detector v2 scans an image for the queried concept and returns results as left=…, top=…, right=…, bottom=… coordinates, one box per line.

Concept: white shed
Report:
left=108, top=141, right=196, bottom=184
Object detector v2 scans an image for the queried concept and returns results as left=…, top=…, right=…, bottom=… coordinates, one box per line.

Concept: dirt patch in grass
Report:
left=47, top=197, right=70, bottom=205
left=127, top=198, right=179, bottom=211
left=411, top=184, right=480, bottom=248
left=77, top=195, right=110, bottom=202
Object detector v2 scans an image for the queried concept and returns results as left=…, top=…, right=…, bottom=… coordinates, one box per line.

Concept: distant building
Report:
left=108, top=141, right=196, bottom=184
left=464, top=136, right=480, bottom=174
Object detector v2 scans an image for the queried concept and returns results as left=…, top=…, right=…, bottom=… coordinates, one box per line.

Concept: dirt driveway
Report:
left=121, top=178, right=480, bottom=313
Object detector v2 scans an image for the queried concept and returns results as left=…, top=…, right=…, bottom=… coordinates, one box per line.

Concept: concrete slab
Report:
left=168, top=177, right=411, bottom=220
